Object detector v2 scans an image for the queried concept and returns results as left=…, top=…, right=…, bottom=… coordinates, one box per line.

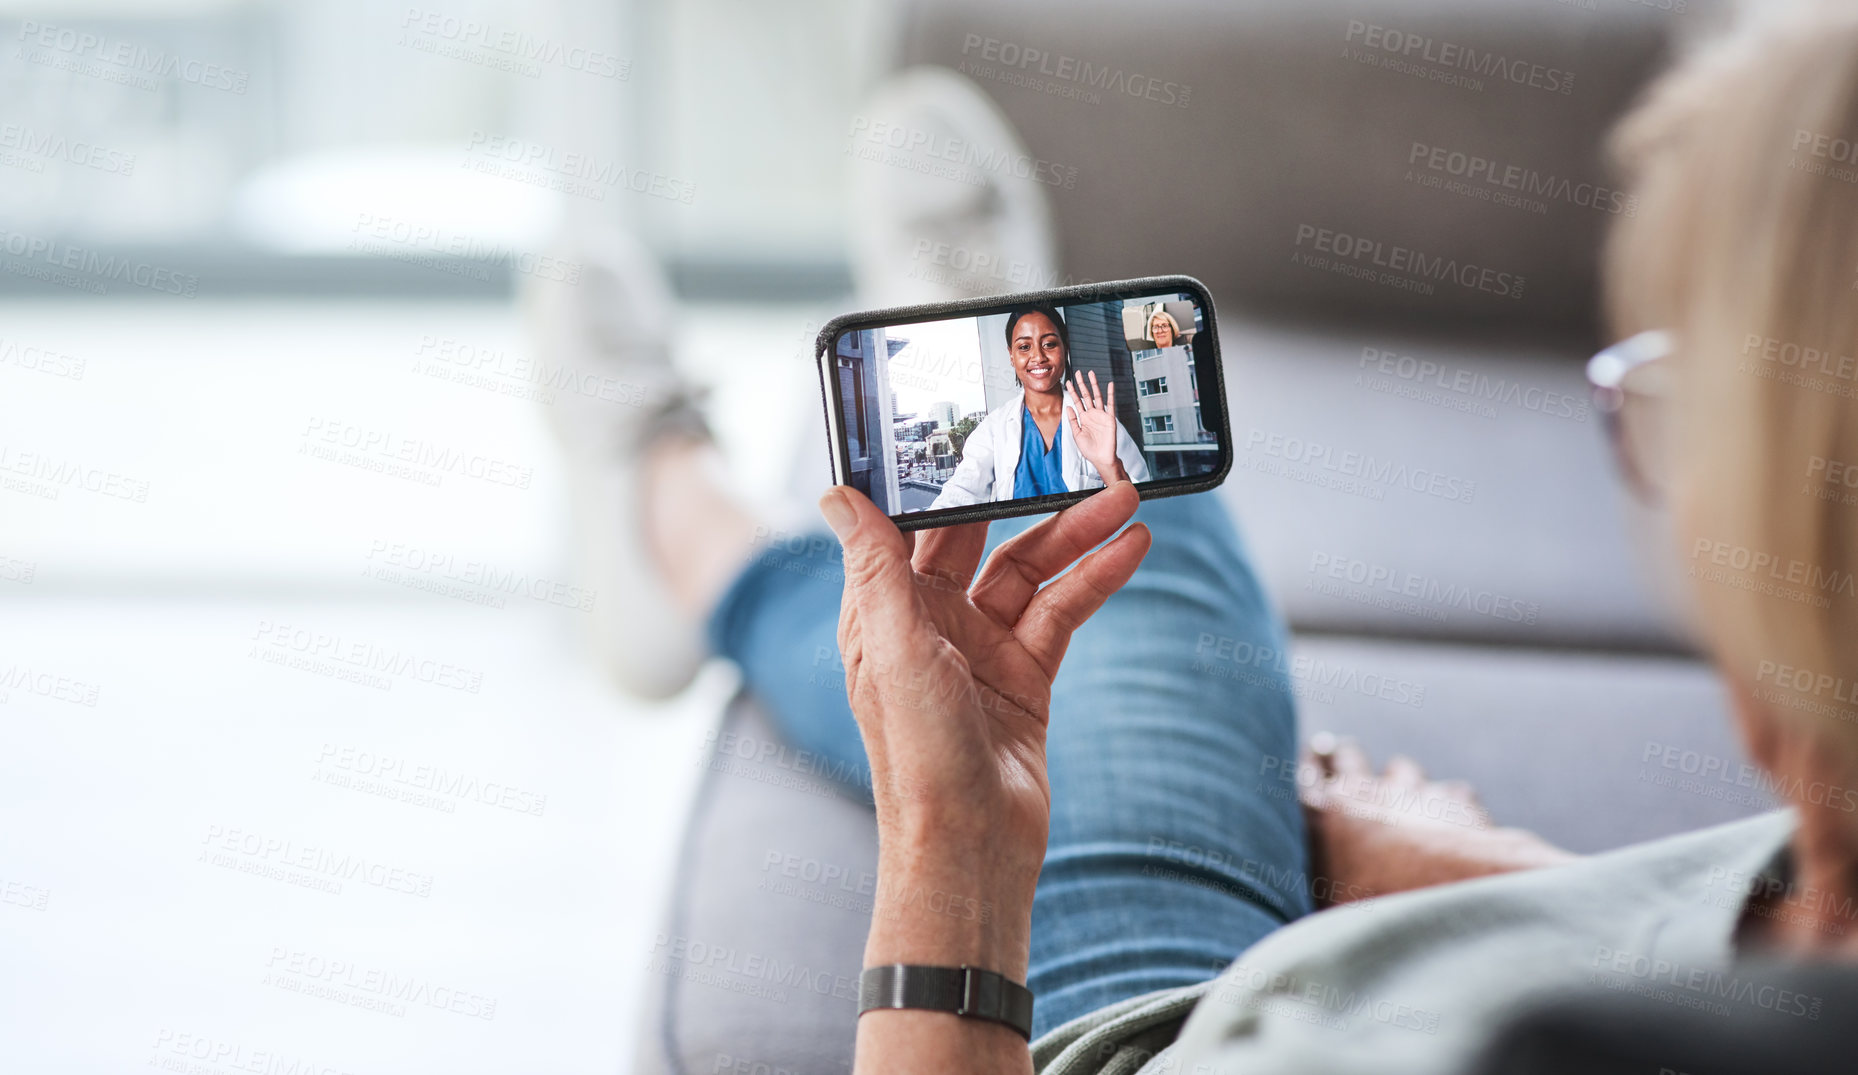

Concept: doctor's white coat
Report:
left=928, top=392, right=1152, bottom=510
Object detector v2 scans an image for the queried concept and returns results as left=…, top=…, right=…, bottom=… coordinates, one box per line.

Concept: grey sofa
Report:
left=634, top=1, right=1760, bottom=1071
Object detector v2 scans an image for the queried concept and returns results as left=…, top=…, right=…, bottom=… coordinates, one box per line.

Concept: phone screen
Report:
left=827, top=287, right=1223, bottom=522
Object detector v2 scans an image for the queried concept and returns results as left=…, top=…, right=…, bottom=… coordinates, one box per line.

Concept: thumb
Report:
left=820, top=486, right=920, bottom=638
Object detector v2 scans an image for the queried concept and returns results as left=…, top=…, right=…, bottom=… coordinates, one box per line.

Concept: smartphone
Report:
left=815, top=275, right=1231, bottom=530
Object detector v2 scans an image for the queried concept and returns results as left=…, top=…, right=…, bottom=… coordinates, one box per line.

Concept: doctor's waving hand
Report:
left=930, top=305, right=1151, bottom=510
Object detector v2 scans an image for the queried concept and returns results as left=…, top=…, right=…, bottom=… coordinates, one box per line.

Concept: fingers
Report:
left=819, top=486, right=926, bottom=652
left=1305, top=731, right=1340, bottom=779
left=971, top=481, right=1142, bottom=628
left=1329, top=737, right=1372, bottom=777
left=1014, top=521, right=1151, bottom=677
left=911, top=520, right=988, bottom=594
left=1070, top=371, right=1109, bottom=413
left=1301, top=733, right=1346, bottom=807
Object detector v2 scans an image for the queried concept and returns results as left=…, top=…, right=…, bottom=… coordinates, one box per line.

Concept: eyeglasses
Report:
left=1586, top=330, right=1674, bottom=502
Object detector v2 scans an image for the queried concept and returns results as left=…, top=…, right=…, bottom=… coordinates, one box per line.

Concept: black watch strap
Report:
left=858, top=964, right=1034, bottom=1041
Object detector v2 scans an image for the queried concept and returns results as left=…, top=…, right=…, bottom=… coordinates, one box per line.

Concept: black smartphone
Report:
left=815, top=275, right=1231, bottom=530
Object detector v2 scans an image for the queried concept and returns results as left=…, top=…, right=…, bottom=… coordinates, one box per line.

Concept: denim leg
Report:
left=705, top=494, right=1310, bottom=1036
left=1028, top=494, right=1309, bottom=1035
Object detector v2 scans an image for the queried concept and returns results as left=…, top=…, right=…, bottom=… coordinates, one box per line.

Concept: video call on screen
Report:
left=832, top=292, right=1217, bottom=516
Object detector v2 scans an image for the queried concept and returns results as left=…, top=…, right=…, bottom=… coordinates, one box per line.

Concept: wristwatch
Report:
left=858, top=964, right=1034, bottom=1041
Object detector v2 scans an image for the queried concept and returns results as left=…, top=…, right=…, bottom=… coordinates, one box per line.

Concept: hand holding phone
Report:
left=816, top=275, right=1231, bottom=529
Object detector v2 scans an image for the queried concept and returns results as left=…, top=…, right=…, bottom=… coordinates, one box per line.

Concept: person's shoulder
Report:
left=979, top=397, right=1021, bottom=424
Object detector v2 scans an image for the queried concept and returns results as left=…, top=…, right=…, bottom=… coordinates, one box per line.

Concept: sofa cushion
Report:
left=894, top=0, right=1726, bottom=341
left=633, top=696, right=874, bottom=1075
left=1215, top=318, right=1690, bottom=651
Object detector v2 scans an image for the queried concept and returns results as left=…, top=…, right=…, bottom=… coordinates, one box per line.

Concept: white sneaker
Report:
left=846, top=65, right=1059, bottom=306
left=524, top=224, right=710, bottom=700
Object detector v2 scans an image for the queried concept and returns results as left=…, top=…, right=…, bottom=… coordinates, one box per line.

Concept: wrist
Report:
left=865, top=855, right=1034, bottom=982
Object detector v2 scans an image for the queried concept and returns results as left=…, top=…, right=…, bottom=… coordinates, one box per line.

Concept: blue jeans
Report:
left=707, top=493, right=1311, bottom=1038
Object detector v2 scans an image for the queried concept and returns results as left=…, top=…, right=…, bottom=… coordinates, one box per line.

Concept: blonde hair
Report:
left=1147, top=308, right=1183, bottom=346
left=1608, top=0, right=1858, bottom=776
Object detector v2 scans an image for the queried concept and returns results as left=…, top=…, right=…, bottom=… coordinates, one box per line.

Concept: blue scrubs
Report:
left=1013, top=406, right=1067, bottom=498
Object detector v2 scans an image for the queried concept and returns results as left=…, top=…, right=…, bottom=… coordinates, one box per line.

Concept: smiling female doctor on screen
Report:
left=928, top=305, right=1151, bottom=510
